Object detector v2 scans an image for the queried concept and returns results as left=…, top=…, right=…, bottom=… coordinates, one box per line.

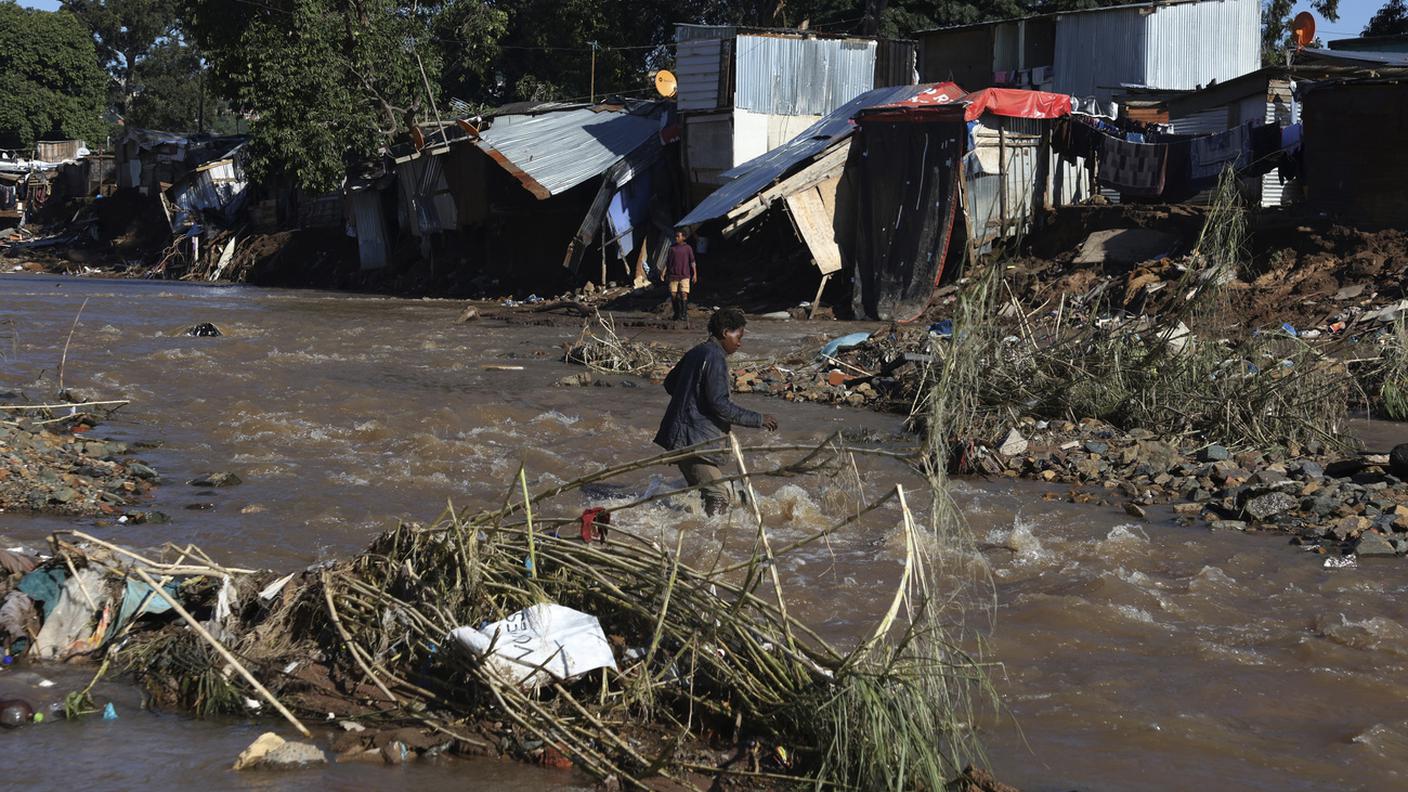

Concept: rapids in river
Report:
left=2, top=274, right=1407, bottom=791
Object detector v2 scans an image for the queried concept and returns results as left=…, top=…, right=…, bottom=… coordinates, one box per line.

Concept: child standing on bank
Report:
left=662, top=229, right=697, bottom=323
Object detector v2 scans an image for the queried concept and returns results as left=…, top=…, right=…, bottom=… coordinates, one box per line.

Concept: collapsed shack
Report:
left=1, top=436, right=997, bottom=789
left=344, top=99, right=684, bottom=297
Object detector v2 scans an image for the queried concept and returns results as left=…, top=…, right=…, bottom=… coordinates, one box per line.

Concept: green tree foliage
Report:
left=1262, top=0, right=1339, bottom=64
left=127, top=40, right=239, bottom=133
left=62, top=0, right=178, bottom=117
left=1364, top=0, right=1408, bottom=36
left=183, top=0, right=438, bottom=192
left=0, top=3, right=108, bottom=150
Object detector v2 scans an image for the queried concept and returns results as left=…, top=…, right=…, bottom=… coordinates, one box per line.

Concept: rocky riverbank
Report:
left=0, top=403, right=157, bottom=516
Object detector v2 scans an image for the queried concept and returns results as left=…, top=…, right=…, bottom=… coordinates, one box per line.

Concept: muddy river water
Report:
left=3, top=274, right=1408, bottom=791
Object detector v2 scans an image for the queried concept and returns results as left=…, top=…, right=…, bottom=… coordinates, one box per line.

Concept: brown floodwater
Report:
left=2, top=273, right=1407, bottom=791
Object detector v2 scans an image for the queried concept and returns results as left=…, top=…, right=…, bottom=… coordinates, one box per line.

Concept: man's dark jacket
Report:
left=654, top=337, right=763, bottom=457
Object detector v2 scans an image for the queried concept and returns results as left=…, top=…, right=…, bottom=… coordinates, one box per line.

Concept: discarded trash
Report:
left=186, top=322, right=222, bottom=337
left=758, top=311, right=791, bottom=320
left=483, top=365, right=525, bottom=371
left=928, top=319, right=954, bottom=338
left=101, top=702, right=117, bottom=720
left=258, top=572, right=298, bottom=601
left=998, top=428, right=1028, bottom=456
left=1281, top=322, right=1298, bottom=337
left=819, top=332, right=872, bottom=359
left=449, top=603, right=617, bottom=688
left=0, top=699, right=36, bottom=728
left=1324, top=555, right=1358, bottom=570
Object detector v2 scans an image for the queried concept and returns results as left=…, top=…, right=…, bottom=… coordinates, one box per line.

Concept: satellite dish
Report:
left=654, top=69, right=678, bottom=98
left=1291, top=12, right=1315, bottom=48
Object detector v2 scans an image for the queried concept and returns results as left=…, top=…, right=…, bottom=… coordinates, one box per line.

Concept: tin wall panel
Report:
left=1053, top=7, right=1149, bottom=101
left=677, top=38, right=725, bottom=111
left=733, top=34, right=877, bottom=116
left=1143, top=0, right=1260, bottom=91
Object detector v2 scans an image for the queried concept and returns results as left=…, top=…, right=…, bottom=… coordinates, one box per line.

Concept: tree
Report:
left=0, top=3, right=108, bottom=149
left=62, top=0, right=179, bottom=119
left=182, top=0, right=444, bottom=192
left=1364, top=0, right=1408, bottom=36
left=1262, top=0, right=1339, bottom=64
left=127, top=40, right=239, bottom=133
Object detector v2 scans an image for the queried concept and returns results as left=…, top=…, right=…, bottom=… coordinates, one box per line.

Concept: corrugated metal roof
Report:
left=678, top=83, right=931, bottom=227
left=733, top=33, right=878, bottom=116
left=1302, top=47, right=1408, bottom=66
left=476, top=106, right=663, bottom=198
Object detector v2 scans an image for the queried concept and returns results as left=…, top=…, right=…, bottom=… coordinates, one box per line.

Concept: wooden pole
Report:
left=808, top=273, right=830, bottom=320
left=998, top=126, right=1008, bottom=241
left=131, top=566, right=311, bottom=737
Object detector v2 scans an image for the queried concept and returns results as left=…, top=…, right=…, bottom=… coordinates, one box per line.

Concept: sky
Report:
left=12, top=0, right=1393, bottom=43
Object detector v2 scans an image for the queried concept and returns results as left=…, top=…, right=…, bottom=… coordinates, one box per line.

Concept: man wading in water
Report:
left=654, top=307, right=778, bottom=515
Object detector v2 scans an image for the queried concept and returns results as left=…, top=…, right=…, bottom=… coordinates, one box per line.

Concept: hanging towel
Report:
left=1099, top=135, right=1167, bottom=196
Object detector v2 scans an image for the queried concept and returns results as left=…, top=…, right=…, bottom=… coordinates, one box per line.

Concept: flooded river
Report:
left=2, top=274, right=1407, bottom=790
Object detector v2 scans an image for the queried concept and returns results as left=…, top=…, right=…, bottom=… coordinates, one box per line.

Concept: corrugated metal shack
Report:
left=679, top=84, right=1078, bottom=319
left=348, top=100, right=681, bottom=292
left=850, top=89, right=1073, bottom=320
left=674, top=24, right=916, bottom=201
left=1301, top=79, right=1408, bottom=228
left=916, top=0, right=1260, bottom=102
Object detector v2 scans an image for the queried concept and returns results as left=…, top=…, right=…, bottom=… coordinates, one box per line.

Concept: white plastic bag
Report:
left=449, top=603, right=617, bottom=688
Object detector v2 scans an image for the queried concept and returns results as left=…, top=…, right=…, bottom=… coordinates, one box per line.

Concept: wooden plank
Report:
left=784, top=175, right=843, bottom=275
left=721, top=140, right=851, bottom=236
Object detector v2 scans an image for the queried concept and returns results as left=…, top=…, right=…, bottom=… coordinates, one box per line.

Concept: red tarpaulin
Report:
left=957, top=88, right=1072, bottom=121
left=875, top=82, right=966, bottom=109
left=865, top=86, right=1072, bottom=123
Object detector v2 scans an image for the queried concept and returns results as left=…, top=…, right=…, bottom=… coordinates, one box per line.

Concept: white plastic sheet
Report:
left=448, top=603, right=617, bottom=688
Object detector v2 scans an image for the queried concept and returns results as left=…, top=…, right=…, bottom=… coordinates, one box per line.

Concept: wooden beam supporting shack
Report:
left=721, top=140, right=851, bottom=236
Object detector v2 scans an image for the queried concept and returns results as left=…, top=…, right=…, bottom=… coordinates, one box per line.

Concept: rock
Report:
left=1325, top=459, right=1368, bottom=479
left=1243, top=491, right=1297, bottom=522
left=455, top=305, right=479, bottom=323
left=1199, top=444, right=1232, bottom=462
left=1295, top=460, right=1325, bottom=480
left=189, top=471, right=242, bottom=487
left=998, top=429, right=1028, bottom=457
left=1123, top=502, right=1147, bottom=519
left=128, top=463, right=159, bottom=481
left=556, top=373, right=593, bottom=387
left=1083, top=441, right=1109, bottom=455
left=265, top=741, right=328, bottom=768
left=1173, top=502, right=1203, bottom=515
left=232, top=732, right=324, bottom=770
left=1247, top=469, right=1288, bottom=488
left=1390, top=444, right=1408, bottom=479
left=1210, top=519, right=1248, bottom=531
left=1355, top=531, right=1399, bottom=558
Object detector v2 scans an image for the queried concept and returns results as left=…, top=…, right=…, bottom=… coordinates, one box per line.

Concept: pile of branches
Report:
left=59, top=435, right=993, bottom=790
left=564, top=311, right=679, bottom=377
left=914, top=170, right=1355, bottom=454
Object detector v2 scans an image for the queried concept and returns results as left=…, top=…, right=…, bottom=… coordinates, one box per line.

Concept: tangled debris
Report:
left=2, top=436, right=1000, bottom=790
